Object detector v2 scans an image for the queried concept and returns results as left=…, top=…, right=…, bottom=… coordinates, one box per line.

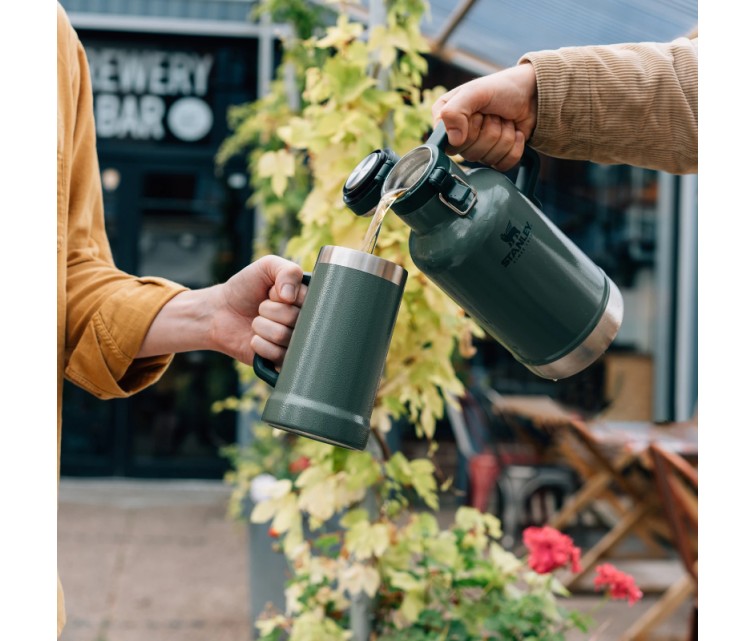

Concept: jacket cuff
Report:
left=518, top=49, right=593, bottom=159
left=64, top=277, right=187, bottom=399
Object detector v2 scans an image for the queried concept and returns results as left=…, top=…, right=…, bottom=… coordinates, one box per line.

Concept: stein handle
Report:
left=252, top=272, right=312, bottom=387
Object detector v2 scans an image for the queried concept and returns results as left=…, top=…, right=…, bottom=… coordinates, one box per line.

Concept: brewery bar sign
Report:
left=86, top=46, right=215, bottom=143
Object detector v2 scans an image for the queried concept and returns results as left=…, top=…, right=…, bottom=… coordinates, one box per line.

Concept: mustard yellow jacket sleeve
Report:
left=520, top=36, right=698, bottom=174
left=57, top=4, right=187, bottom=402
left=58, top=6, right=188, bottom=633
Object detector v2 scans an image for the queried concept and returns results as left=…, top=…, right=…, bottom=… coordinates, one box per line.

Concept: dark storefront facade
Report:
left=60, top=3, right=275, bottom=478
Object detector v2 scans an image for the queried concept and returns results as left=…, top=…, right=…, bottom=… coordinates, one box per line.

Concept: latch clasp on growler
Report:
left=429, top=167, right=477, bottom=216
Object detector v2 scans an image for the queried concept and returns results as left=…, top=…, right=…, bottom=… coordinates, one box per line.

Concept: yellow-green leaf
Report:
left=345, top=521, right=390, bottom=560
left=399, top=590, right=425, bottom=625
left=257, top=149, right=295, bottom=197
left=489, top=541, right=523, bottom=577
left=315, top=14, right=364, bottom=49
left=339, top=562, right=381, bottom=598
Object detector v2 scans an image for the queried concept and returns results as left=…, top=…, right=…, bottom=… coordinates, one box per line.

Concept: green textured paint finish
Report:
left=261, top=262, right=404, bottom=450
left=400, top=166, right=610, bottom=366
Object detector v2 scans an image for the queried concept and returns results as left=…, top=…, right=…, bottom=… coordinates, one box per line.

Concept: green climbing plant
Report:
left=216, top=2, right=626, bottom=639
left=217, top=0, right=480, bottom=470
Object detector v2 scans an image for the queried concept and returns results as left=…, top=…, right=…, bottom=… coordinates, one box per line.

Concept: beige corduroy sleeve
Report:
left=520, top=36, right=698, bottom=174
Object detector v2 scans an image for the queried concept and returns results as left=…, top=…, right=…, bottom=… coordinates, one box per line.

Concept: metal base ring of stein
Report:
left=343, top=123, right=623, bottom=380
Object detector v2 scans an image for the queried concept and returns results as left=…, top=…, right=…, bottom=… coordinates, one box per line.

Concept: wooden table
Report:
left=582, top=419, right=698, bottom=458
left=560, top=419, right=697, bottom=579
left=490, top=394, right=698, bottom=640
left=490, top=395, right=697, bottom=561
left=617, top=442, right=698, bottom=641
left=489, top=394, right=582, bottom=432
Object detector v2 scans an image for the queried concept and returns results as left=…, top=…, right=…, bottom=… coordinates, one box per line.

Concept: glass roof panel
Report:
left=426, top=0, right=698, bottom=71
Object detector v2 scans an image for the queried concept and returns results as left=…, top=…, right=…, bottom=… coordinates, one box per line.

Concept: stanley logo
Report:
left=500, top=222, right=520, bottom=247
left=500, top=221, right=533, bottom=267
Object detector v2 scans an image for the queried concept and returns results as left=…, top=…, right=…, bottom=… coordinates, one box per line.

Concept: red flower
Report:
left=522, top=526, right=582, bottom=574
left=288, top=456, right=311, bottom=475
left=594, top=563, right=643, bottom=605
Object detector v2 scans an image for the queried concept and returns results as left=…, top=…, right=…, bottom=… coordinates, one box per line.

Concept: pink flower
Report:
left=594, top=563, right=643, bottom=605
left=522, top=526, right=582, bottom=574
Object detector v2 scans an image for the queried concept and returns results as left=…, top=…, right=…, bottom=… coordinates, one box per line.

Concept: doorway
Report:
left=61, top=151, right=253, bottom=478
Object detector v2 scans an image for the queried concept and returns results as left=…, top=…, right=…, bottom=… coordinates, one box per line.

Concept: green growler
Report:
left=343, top=123, right=623, bottom=380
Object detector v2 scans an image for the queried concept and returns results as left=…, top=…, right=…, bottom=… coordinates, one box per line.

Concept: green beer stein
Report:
left=343, top=123, right=623, bottom=380
left=253, top=246, right=407, bottom=450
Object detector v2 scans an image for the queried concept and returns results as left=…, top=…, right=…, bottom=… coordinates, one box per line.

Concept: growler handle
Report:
left=515, top=146, right=542, bottom=206
left=426, top=120, right=450, bottom=149
left=426, top=121, right=541, bottom=204
left=252, top=272, right=312, bottom=387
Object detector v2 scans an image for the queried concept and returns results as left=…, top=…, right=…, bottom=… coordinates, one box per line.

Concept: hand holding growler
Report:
left=343, top=122, right=623, bottom=380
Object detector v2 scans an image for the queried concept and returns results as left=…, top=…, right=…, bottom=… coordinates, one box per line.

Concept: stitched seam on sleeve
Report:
left=65, top=367, right=113, bottom=398
left=92, top=311, right=132, bottom=366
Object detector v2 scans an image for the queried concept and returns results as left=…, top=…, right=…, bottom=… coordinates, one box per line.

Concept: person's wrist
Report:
left=202, top=284, right=228, bottom=354
left=164, top=286, right=220, bottom=353
left=136, top=286, right=218, bottom=359
left=517, top=62, right=538, bottom=135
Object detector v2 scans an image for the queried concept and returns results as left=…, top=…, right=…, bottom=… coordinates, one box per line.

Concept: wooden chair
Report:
left=487, top=395, right=670, bottom=559
left=446, top=390, right=577, bottom=548
left=617, top=442, right=698, bottom=641
left=559, top=420, right=676, bottom=587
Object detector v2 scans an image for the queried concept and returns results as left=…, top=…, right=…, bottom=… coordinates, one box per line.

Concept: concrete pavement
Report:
left=58, top=478, right=694, bottom=641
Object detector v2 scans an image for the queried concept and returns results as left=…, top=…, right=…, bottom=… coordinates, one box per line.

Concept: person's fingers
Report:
left=456, top=114, right=504, bottom=164
left=435, top=78, right=497, bottom=147
left=255, top=255, right=304, bottom=304
left=267, top=279, right=307, bottom=306
left=274, top=264, right=303, bottom=304
left=250, top=335, right=287, bottom=367
left=257, top=299, right=301, bottom=328
left=491, top=129, right=527, bottom=173
left=252, top=316, right=294, bottom=348
left=480, top=119, right=517, bottom=167
left=432, top=88, right=468, bottom=146
left=451, top=112, right=484, bottom=156
left=431, top=86, right=460, bottom=122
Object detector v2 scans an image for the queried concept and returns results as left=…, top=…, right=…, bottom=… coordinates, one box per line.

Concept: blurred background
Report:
left=57, top=1, right=698, bottom=640
left=59, top=0, right=697, bottom=479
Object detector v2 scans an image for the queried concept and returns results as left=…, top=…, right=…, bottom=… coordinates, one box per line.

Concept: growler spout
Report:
left=380, top=133, right=476, bottom=233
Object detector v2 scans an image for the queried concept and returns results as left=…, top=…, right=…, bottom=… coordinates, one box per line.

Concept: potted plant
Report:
left=245, top=439, right=642, bottom=641
left=221, top=425, right=309, bottom=624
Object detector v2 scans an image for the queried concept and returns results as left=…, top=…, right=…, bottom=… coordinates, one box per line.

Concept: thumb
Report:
left=433, top=87, right=465, bottom=147
left=437, top=102, right=470, bottom=148
left=436, top=80, right=493, bottom=147
left=259, top=255, right=303, bottom=304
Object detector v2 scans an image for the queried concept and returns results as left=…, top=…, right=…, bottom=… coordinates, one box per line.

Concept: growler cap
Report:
left=343, top=149, right=399, bottom=216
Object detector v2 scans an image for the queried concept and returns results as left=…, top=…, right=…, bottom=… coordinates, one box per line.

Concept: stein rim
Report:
left=318, top=245, right=408, bottom=287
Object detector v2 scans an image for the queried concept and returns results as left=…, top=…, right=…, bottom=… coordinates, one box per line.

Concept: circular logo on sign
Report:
left=167, top=97, right=213, bottom=142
